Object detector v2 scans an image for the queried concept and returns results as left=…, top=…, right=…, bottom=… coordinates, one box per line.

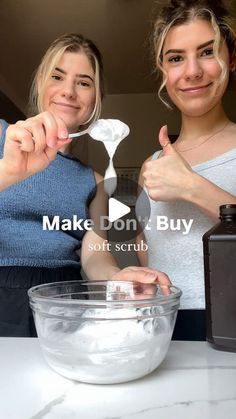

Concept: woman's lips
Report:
left=180, top=83, right=212, bottom=94
left=53, top=102, right=80, bottom=112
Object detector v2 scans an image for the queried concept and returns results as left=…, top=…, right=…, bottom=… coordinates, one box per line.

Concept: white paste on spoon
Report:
left=89, top=119, right=130, bottom=196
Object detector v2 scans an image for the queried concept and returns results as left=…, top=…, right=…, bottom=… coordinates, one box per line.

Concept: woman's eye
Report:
left=168, top=56, right=183, bottom=63
left=51, top=75, right=62, bottom=81
left=202, top=48, right=214, bottom=57
left=78, top=80, right=90, bottom=87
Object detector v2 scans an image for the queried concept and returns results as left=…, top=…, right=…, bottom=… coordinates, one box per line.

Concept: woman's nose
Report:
left=61, top=81, right=77, bottom=99
left=184, top=58, right=203, bottom=81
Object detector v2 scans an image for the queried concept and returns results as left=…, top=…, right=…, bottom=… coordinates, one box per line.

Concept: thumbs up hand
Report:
left=142, top=125, right=194, bottom=202
left=159, top=125, right=176, bottom=155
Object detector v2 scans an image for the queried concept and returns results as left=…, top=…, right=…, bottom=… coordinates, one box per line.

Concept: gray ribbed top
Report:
left=141, top=147, right=236, bottom=309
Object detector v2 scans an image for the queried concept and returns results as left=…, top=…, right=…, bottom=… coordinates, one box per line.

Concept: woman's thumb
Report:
left=159, top=125, right=174, bottom=155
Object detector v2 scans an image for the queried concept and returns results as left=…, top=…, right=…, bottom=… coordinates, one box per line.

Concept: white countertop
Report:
left=0, top=338, right=236, bottom=419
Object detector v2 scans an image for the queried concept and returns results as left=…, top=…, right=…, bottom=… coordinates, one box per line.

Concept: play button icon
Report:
left=108, top=198, right=131, bottom=223
left=92, top=175, right=151, bottom=242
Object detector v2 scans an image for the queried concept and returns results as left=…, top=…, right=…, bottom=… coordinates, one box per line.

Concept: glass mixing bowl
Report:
left=28, top=280, right=181, bottom=384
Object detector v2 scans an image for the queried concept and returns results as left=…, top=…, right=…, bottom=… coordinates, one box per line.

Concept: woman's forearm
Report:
left=81, top=247, right=120, bottom=281
left=185, top=172, right=236, bottom=220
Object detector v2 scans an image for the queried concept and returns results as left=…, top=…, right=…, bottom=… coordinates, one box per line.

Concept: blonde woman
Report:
left=138, top=0, right=236, bottom=340
left=0, top=34, right=168, bottom=336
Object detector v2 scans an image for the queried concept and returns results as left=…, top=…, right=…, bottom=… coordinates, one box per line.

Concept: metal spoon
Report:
left=68, top=124, right=94, bottom=139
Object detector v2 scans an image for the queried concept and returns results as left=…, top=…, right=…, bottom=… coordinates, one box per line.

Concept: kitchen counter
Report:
left=0, top=339, right=236, bottom=419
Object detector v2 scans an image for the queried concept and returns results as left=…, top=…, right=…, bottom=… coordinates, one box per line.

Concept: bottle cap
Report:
left=220, top=204, right=236, bottom=217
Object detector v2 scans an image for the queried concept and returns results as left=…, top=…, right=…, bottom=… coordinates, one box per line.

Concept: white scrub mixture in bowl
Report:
left=28, top=280, right=181, bottom=384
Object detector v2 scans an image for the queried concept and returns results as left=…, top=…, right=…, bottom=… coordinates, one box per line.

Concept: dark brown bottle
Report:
left=203, top=204, right=236, bottom=352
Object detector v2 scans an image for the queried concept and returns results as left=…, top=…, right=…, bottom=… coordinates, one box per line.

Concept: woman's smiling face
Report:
left=41, top=51, right=96, bottom=133
left=162, top=19, right=230, bottom=117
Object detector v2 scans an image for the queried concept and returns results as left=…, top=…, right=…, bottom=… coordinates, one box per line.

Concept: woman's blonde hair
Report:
left=29, top=33, right=104, bottom=126
left=153, top=0, right=236, bottom=108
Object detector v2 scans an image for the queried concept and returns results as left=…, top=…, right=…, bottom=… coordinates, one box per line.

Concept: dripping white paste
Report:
left=89, top=119, right=130, bottom=196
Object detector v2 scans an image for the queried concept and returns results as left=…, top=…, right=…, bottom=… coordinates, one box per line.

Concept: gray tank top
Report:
left=139, top=148, right=236, bottom=309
